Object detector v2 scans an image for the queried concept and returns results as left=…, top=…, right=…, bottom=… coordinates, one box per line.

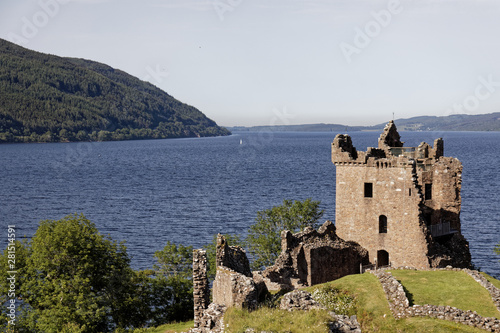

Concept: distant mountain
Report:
left=0, top=39, right=230, bottom=143
left=227, top=123, right=367, bottom=132
left=377, top=113, right=500, bottom=131
left=227, top=112, right=500, bottom=132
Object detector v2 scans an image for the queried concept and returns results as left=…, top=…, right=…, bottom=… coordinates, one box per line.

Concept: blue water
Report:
left=1, top=131, right=499, bottom=278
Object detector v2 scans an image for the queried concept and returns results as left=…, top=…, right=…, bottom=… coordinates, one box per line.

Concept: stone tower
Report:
left=331, top=121, right=471, bottom=269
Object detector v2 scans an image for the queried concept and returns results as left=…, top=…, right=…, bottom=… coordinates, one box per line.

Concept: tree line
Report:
left=0, top=199, right=323, bottom=332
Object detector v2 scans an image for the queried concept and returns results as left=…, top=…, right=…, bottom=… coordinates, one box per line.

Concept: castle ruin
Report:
left=331, top=121, right=471, bottom=269
left=190, top=123, right=474, bottom=331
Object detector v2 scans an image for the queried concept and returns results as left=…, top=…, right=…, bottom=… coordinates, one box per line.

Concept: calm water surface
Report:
left=1, top=131, right=499, bottom=278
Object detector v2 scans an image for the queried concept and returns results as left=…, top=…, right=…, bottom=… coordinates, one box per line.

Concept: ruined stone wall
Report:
left=212, top=266, right=259, bottom=309
left=216, top=234, right=252, bottom=277
left=419, top=157, right=462, bottom=231
left=193, top=249, right=210, bottom=329
left=334, top=163, right=431, bottom=269
left=212, top=234, right=266, bottom=309
left=261, top=221, right=369, bottom=288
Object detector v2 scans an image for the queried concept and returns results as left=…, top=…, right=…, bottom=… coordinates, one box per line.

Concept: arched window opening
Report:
left=379, top=215, right=387, bottom=233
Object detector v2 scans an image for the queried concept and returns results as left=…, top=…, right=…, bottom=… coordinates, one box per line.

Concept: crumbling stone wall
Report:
left=212, top=234, right=267, bottom=309
left=212, top=266, right=260, bottom=309
left=260, top=221, right=369, bottom=289
left=191, top=236, right=264, bottom=333
left=193, top=249, right=210, bottom=329
left=332, top=121, right=471, bottom=269
left=216, top=234, right=252, bottom=277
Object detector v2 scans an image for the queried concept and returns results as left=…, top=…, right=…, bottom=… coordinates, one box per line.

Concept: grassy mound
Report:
left=131, top=321, right=193, bottom=333
left=225, top=308, right=332, bottom=333
left=143, top=270, right=500, bottom=332
left=389, top=270, right=499, bottom=318
left=324, top=272, right=490, bottom=332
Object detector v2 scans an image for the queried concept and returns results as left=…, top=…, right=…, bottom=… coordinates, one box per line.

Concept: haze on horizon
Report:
left=1, top=0, right=500, bottom=127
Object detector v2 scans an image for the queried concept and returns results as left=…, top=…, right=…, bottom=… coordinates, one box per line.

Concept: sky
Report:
left=1, top=0, right=500, bottom=127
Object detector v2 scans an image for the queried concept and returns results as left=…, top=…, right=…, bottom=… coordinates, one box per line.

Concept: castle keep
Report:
left=332, top=121, right=471, bottom=269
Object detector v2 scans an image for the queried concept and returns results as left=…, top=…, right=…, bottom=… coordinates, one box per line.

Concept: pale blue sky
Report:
left=1, top=0, right=500, bottom=126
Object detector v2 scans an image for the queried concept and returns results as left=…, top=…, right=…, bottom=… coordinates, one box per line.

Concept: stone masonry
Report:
left=193, top=249, right=210, bottom=330
left=191, top=235, right=267, bottom=333
left=332, top=121, right=472, bottom=269
left=212, top=234, right=267, bottom=309
left=259, top=221, right=369, bottom=290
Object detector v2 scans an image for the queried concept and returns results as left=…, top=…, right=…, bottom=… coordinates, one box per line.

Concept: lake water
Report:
left=1, top=131, right=499, bottom=278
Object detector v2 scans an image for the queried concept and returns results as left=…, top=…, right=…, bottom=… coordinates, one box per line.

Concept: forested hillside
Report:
left=0, top=38, right=230, bottom=143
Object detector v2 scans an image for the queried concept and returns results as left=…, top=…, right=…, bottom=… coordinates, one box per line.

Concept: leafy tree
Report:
left=203, top=233, right=243, bottom=280
left=0, top=214, right=144, bottom=332
left=153, top=242, right=194, bottom=322
left=495, top=243, right=500, bottom=256
left=246, top=198, right=324, bottom=270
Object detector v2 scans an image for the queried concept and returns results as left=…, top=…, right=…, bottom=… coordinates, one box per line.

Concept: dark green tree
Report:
left=0, top=214, right=144, bottom=332
left=246, top=198, right=324, bottom=270
left=153, top=242, right=194, bottom=322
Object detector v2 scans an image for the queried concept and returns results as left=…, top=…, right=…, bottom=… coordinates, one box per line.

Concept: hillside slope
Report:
left=382, top=113, right=500, bottom=131
left=228, top=112, right=500, bottom=132
left=221, top=271, right=499, bottom=333
left=0, top=39, right=230, bottom=143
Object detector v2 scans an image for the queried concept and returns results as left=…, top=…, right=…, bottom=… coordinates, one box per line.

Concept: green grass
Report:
left=144, top=270, right=500, bottom=333
left=225, top=307, right=332, bottom=333
left=389, top=270, right=499, bottom=318
left=310, top=272, right=486, bottom=333
left=131, top=321, right=194, bottom=333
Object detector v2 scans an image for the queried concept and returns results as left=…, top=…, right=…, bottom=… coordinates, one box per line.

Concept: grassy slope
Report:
left=390, top=270, right=499, bottom=318
left=146, top=271, right=499, bottom=333
left=132, top=321, right=194, bottom=333
left=323, top=272, right=489, bottom=333
left=225, top=308, right=333, bottom=333
left=224, top=272, right=491, bottom=333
